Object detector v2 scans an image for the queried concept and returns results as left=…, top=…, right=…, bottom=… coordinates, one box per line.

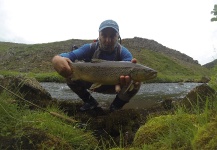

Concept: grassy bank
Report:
left=0, top=92, right=98, bottom=149
left=0, top=71, right=65, bottom=82
left=133, top=98, right=217, bottom=149
left=0, top=39, right=212, bottom=84
left=0, top=84, right=217, bottom=149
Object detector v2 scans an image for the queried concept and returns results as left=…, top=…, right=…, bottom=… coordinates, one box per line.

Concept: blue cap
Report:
left=99, top=20, right=119, bottom=33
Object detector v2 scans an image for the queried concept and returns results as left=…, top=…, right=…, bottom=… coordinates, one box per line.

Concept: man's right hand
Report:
left=115, top=58, right=141, bottom=93
left=52, top=55, right=72, bottom=78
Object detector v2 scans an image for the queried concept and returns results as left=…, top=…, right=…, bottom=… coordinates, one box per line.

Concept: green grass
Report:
left=0, top=70, right=204, bottom=83
left=131, top=96, right=217, bottom=150
left=0, top=79, right=217, bottom=149
left=131, top=48, right=210, bottom=77
left=209, top=65, right=217, bottom=90
left=0, top=70, right=65, bottom=82
left=0, top=92, right=98, bottom=149
left=148, top=73, right=203, bottom=83
left=0, top=39, right=211, bottom=83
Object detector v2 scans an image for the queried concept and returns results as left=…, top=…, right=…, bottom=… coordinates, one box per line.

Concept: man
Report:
left=52, top=19, right=141, bottom=112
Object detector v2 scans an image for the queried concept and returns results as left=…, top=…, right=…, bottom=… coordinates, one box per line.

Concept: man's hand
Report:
left=115, top=58, right=141, bottom=93
left=52, top=55, right=72, bottom=78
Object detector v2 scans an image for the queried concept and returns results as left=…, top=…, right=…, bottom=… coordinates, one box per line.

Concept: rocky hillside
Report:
left=203, top=59, right=217, bottom=69
left=0, top=37, right=210, bottom=77
left=122, top=37, right=199, bottom=65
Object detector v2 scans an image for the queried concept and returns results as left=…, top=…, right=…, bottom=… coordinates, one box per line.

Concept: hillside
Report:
left=0, top=37, right=210, bottom=79
left=203, top=59, right=217, bottom=69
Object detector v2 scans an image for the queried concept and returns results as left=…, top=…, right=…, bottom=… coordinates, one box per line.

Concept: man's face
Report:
left=99, top=28, right=119, bottom=52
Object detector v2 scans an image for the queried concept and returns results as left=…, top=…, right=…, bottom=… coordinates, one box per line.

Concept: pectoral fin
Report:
left=124, top=81, right=134, bottom=94
left=89, top=83, right=102, bottom=91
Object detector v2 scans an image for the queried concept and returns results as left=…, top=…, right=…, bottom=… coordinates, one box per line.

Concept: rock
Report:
left=200, top=76, right=211, bottom=83
left=180, top=83, right=216, bottom=109
left=154, top=98, right=174, bottom=110
left=1, top=76, right=52, bottom=107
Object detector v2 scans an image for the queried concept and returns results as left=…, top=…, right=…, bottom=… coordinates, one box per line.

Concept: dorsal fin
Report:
left=91, top=59, right=107, bottom=63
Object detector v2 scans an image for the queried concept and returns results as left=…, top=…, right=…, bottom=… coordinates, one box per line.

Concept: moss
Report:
left=133, top=114, right=197, bottom=149
left=133, top=115, right=170, bottom=146
left=192, top=120, right=217, bottom=149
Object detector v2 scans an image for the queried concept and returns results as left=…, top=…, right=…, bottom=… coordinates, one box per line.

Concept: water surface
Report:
left=40, top=82, right=202, bottom=109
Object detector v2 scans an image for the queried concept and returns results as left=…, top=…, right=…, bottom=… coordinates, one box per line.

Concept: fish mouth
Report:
left=148, top=71, right=157, bottom=79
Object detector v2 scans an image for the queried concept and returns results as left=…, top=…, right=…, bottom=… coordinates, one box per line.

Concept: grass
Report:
left=0, top=66, right=216, bottom=149
left=0, top=37, right=216, bottom=149
left=0, top=91, right=98, bottom=149
left=131, top=48, right=210, bottom=77
left=131, top=97, right=217, bottom=150
left=0, top=71, right=65, bottom=82
left=1, top=80, right=217, bottom=149
left=1, top=39, right=210, bottom=83
left=148, top=73, right=203, bottom=83
left=0, top=39, right=212, bottom=83
left=209, top=65, right=217, bottom=91
left=0, top=70, right=205, bottom=83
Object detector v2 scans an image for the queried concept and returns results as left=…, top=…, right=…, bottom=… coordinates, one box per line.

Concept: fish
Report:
left=69, top=60, right=157, bottom=91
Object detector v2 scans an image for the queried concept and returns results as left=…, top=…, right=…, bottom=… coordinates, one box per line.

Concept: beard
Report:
left=99, top=39, right=118, bottom=53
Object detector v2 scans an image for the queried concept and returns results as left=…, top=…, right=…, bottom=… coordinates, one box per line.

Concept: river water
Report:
left=40, top=82, right=202, bottom=109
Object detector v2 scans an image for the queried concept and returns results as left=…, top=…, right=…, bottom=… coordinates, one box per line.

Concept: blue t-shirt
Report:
left=59, top=43, right=133, bottom=62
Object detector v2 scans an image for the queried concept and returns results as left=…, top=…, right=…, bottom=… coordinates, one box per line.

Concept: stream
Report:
left=40, top=82, right=202, bottom=109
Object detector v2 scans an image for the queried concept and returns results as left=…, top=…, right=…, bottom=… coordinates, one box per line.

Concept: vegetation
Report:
left=132, top=98, right=217, bottom=150
left=0, top=38, right=217, bottom=149
left=0, top=70, right=65, bottom=82
left=1, top=80, right=217, bottom=149
left=0, top=92, right=99, bottom=149
left=0, top=39, right=211, bottom=83
left=203, top=59, right=217, bottom=69
left=209, top=65, right=217, bottom=90
left=211, top=4, right=217, bottom=22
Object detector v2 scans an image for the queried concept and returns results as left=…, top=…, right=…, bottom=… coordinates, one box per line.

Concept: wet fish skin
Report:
left=70, top=60, right=157, bottom=85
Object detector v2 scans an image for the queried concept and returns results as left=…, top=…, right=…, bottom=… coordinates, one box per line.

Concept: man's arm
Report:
left=52, top=44, right=92, bottom=78
left=61, top=44, right=92, bottom=62
left=52, top=55, right=72, bottom=78
left=120, top=47, right=133, bottom=61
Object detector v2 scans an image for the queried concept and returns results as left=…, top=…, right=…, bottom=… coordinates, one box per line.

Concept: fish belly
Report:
left=73, top=62, right=131, bottom=84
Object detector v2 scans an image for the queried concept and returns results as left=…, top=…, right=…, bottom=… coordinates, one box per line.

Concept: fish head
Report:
left=131, top=65, right=157, bottom=81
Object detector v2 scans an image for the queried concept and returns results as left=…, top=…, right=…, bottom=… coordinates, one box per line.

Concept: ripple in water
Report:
left=40, top=82, right=202, bottom=109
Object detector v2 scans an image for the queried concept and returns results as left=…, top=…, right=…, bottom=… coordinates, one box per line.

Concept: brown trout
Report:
left=69, top=60, right=157, bottom=90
